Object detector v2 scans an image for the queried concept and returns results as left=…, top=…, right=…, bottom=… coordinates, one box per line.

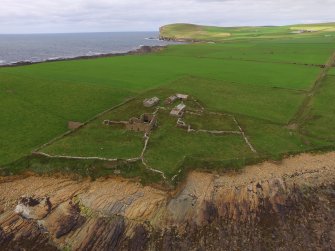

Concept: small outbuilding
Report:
left=143, top=97, right=160, bottom=107
left=164, top=95, right=178, bottom=105
left=176, top=94, right=189, bottom=101
left=170, top=103, right=186, bottom=117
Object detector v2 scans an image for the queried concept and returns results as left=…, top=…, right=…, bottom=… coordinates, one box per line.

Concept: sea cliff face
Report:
left=158, top=35, right=196, bottom=43
left=1, top=152, right=334, bottom=250
left=159, top=25, right=199, bottom=42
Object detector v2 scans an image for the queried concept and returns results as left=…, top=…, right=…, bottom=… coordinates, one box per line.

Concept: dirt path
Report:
left=289, top=51, right=335, bottom=127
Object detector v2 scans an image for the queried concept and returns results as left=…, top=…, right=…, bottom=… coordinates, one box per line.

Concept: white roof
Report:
left=170, top=110, right=181, bottom=115
left=175, top=103, right=186, bottom=110
left=176, top=94, right=189, bottom=99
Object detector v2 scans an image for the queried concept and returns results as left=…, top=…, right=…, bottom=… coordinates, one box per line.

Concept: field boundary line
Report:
left=288, top=51, right=335, bottom=127
left=32, top=93, right=258, bottom=181
left=140, top=130, right=167, bottom=179
left=233, top=118, right=257, bottom=153
left=33, top=152, right=119, bottom=162
left=179, top=107, right=258, bottom=154
left=33, top=97, right=136, bottom=153
left=34, top=107, right=168, bottom=180
left=192, top=129, right=242, bottom=135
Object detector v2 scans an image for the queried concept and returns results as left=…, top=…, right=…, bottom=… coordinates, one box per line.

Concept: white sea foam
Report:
left=0, top=32, right=179, bottom=65
left=48, top=57, right=62, bottom=60
left=85, top=51, right=104, bottom=56
left=145, top=37, right=159, bottom=41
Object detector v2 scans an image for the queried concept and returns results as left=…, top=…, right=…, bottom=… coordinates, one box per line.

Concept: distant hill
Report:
left=159, top=23, right=231, bottom=42
left=159, top=23, right=335, bottom=42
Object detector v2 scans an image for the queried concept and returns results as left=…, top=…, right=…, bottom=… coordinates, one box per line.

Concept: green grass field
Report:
left=160, top=23, right=335, bottom=42
left=302, top=75, right=335, bottom=141
left=1, top=22, right=335, bottom=183
left=39, top=89, right=256, bottom=179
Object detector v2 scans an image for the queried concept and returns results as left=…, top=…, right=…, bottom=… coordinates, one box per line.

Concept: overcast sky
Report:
left=0, top=0, right=334, bottom=34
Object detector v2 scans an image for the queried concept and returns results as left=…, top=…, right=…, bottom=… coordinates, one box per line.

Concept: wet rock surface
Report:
left=0, top=152, right=335, bottom=250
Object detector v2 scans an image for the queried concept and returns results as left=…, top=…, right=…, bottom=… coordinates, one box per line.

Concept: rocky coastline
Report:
left=1, top=151, right=334, bottom=250
left=159, top=35, right=198, bottom=43
left=0, top=45, right=166, bottom=68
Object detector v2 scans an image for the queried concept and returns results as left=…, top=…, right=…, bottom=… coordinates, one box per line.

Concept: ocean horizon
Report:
left=0, top=32, right=178, bottom=65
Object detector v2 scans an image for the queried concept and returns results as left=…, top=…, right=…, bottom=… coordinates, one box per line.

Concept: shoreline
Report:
left=0, top=150, right=334, bottom=249
left=0, top=45, right=166, bottom=68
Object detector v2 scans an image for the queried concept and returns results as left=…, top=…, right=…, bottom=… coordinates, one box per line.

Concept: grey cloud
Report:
left=0, top=0, right=334, bottom=33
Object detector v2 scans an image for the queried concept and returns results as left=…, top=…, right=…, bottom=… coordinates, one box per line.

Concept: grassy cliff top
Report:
left=159, top=23, right=231, bottom=41
left=159, top=23, right=335, bottom=42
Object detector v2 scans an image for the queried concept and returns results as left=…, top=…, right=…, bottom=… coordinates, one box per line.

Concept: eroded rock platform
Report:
left=1, top=152, right=334, bottom=250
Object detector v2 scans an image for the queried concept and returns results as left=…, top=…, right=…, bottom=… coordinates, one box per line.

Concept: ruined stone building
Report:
left=126, top=114, right=157, bottom=133
left=164, top=95, right=178, bottom=105
left=176, top=93, right=189, bottom=100
left=170, top=103, right=186, bottom=117
left=104, top=114, right=157, bottom=133
left=143, top=97, right=160, bottom=107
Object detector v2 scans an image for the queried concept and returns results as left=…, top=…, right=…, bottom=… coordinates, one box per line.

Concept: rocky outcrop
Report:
left=1, top=152, right=335, bottom=250
left=15, top=196, right=52, bottom=220
left=159, top=35, right=196, bottom=43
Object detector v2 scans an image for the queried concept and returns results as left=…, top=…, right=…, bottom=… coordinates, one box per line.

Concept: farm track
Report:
left=289, top=51, right=335, bottom=127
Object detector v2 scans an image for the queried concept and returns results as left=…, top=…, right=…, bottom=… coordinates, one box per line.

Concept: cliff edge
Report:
left=1, top=151, right=334, bottom=250
left=159, top=23, right=231, bottom=42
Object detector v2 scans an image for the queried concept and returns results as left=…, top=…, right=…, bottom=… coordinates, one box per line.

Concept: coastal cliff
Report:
left=159, top=23, right=231, bottom=42
left=1, top=152, right=334, bottom=250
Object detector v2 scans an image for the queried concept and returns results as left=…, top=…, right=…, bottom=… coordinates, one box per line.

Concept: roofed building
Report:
left=170, top=103, right=186, bottom=117
left=176, top=94, right=189, bottom=100
left=164, top=95, right=178, bottom=105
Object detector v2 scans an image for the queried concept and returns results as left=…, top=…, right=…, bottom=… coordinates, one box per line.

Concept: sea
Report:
left=0, top=32, right=178, bottom=66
